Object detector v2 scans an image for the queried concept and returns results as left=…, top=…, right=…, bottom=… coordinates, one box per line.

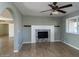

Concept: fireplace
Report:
left=38, top=31, right=48, bottom=39
left=36, top=29, right=50, bottom=42
left=31, top=25, right=54, bottom=43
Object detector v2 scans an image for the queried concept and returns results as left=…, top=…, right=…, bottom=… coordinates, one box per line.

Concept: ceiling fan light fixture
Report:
left=52, top=11, right=59, bottom=15
left=41, top=2, right=72, bottom=16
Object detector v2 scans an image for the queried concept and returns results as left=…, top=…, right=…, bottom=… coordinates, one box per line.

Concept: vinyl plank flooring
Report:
left=0, top=36, right=79, bottom=57
left=16, top=42, right=79, bottom=57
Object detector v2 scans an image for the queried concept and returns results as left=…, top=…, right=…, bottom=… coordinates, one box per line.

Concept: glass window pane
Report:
left=66, top=17, right=77, bottom=34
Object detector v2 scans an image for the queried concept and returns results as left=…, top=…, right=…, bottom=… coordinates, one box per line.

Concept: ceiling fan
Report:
left=40, top=2, right=72, bottom=15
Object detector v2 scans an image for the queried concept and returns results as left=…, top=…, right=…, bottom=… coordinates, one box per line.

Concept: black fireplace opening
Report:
left=38, top=31, right=48, bottom=39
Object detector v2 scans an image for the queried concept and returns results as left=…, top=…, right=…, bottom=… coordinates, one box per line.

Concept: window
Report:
left=66, top=16, right=79, bottom=34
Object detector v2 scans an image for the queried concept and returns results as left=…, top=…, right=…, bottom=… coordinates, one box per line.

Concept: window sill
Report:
left=66, top=32, right=79, bottom=35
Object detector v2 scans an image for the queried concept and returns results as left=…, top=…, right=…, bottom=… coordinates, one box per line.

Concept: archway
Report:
left=0, top=3, right=23, bottom=55
left=0, top=8, right=15, bottom=56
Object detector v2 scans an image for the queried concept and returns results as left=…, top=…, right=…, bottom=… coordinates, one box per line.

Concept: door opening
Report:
left=0, top=9, right=14, bottom=55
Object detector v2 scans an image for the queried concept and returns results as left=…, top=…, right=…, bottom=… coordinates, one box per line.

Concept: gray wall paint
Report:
left=62, top=10, right=79, bottom=48
left=23, top=16, right=61, bottom=25
left=23, top=16, right=62, bottom=43
left=0, top=2, right=23, bottom=50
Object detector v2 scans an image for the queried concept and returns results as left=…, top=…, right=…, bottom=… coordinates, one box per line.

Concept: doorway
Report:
left=0, top=9, right=14, bottom=56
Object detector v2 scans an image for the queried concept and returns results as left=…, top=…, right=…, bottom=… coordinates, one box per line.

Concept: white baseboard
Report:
left=22, top=42, right=31, bottom=44
left=14, top=50, right=19, bottom=53
left=63, top=41, right=79, bottom=50
left=54, top=40, right=61, bottom=42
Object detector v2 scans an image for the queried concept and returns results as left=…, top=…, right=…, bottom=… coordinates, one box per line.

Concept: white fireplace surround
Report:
left=31, top=25, right=54, bottom=43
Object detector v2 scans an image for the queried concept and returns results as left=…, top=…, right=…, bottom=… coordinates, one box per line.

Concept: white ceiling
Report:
left=13, top=2, right=79, bottom=17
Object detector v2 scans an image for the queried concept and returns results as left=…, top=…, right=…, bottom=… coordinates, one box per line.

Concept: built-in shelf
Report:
left=24, top=25, right=31, bottom=27
left=55, top=26, right=60, bottom=27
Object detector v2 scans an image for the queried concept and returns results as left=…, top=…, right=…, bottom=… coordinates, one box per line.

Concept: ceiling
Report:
left=13, top=2, right=79, bottom=17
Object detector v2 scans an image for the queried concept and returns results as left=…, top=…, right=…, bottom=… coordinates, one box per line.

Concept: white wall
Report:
left=23, top=16, right=62, bottom=43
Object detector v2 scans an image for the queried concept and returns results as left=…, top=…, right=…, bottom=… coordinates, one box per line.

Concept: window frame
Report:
left=66, top=15, right=79, bottom=34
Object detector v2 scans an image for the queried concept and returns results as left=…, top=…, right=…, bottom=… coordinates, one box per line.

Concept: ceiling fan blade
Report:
left=59, top=4, right=72, bottom=9
left=40, top=9, right=52, bottom=13
left=57, top=10, right=66, bottom=13
left=48, top=4, right=55, bottom=9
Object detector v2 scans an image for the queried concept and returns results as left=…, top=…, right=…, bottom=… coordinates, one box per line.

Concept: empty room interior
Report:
left=0, top=2, right=79, bottom=57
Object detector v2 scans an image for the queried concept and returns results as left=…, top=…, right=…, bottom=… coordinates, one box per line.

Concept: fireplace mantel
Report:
left=31, top=25, right=54, bottom=43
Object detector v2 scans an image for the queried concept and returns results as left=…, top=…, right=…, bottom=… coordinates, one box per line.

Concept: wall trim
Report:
left=22, top=42, right=31, bottom=44
left=14, top=50, right=19, bottom=53
left=63, top=41, right=79, bottom=50
left=54, top=40, right=61, bottom=42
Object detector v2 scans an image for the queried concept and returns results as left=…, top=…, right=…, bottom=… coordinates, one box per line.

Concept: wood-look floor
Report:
left=0, top=36, right=13, bottom=57
left=0, top=36, right=79, bottom=57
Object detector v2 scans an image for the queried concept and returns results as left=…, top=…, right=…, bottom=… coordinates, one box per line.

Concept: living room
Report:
left=0, top=2, right=79, bottom=57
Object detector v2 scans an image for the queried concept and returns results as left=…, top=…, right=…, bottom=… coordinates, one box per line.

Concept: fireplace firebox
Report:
left=38, top=31, right=48, bottom=39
